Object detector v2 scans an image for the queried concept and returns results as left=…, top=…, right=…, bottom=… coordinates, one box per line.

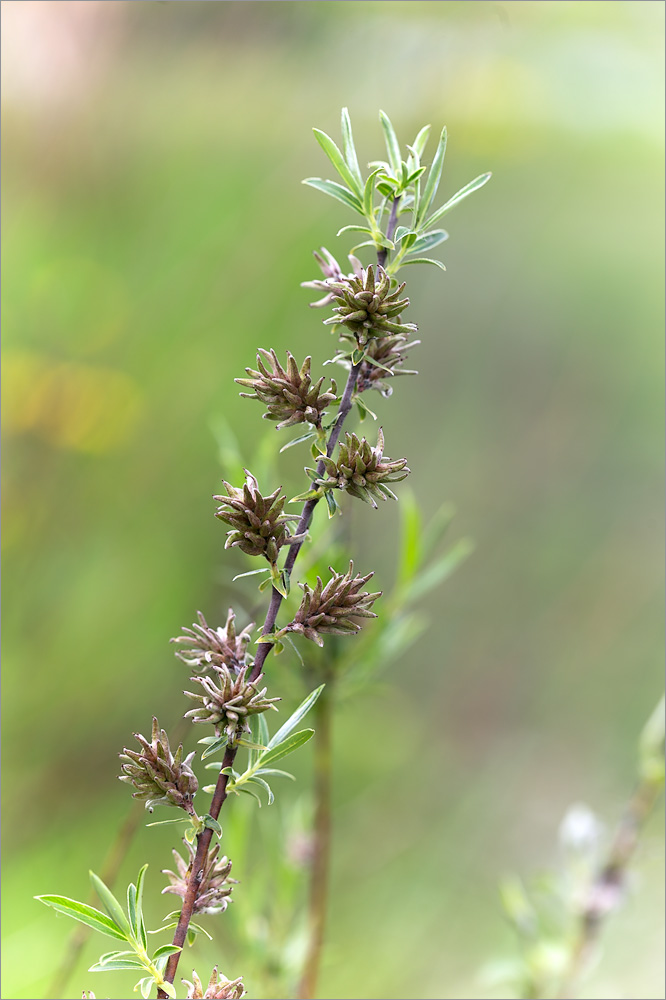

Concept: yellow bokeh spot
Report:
left=2, top=352, right=142, bottom=454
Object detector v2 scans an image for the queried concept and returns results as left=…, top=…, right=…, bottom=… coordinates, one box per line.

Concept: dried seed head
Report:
left=236, top=349, right=337, bottom=430
left=119, top=719, right=198, bottom=812
left=182, top=968, right=245, bottom=1000
left=213, top=471, right=300, bottom=565
left=322, top=264, right=417, bottom=347
left=285, top=561, right=381, bottom=646
left=302, top=428, right=410, bottom=509
left=163, top=840, right=238, bottom=916
left=172, top=609, right=254, bottom=674
left=184, top=665, right=279, bottom=741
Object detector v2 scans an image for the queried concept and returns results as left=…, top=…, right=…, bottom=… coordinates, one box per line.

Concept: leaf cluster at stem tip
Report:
left=303, top=107, right=491, bottom=274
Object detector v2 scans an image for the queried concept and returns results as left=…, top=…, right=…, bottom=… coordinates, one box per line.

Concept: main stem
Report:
left=159, top=362, right=361, bottom=996
left=297, top=670, right=333, bottom=1000
left=161, top=214, right=401, bottom=995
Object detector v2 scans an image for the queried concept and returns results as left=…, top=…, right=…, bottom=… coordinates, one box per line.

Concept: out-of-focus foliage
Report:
left=2, top=2, right=663, bottom=999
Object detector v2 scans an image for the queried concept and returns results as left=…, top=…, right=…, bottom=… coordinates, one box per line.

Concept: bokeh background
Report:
left=2, top=2, right=664, bottom=998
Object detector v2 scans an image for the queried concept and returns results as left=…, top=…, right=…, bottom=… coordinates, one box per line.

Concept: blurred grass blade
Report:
left=402, top=538, right=474, bottom=604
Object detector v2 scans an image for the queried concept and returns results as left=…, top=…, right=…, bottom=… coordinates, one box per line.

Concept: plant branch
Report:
left=555, top=772, right=663, bottom=1000
left=160, top=361, right=362, bottom=995
left=297, top=668, right=333, bottom=1000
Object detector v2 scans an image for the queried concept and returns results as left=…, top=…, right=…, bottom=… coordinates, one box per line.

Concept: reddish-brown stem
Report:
left=159, top=362, right=361, bottom=995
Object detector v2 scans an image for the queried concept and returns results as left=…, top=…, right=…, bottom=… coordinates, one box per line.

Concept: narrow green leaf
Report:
left=235, top=737, right=267, bottom=751
left=201, top=734, right=228, bottom=760
left=363, top=167, right=383, bottom=220
left=259, top=729, right=315, bottom=766
left=302, top=177, right=363, bottom=213
left=279, top=430, right=316, bottom=453
left=325, top=489, right=339, bottom=518
left=89, top=873, right=131, bottom=938
left=246, top=775, right=275, bottom=805
left=232, top=568, right=271, bottom=582
left=356, top=397, right=378, bottom=422
left=190, top=921, right=213, bottom=941
left=160, top=982, right=178, bottom=1000
left=97, top=950, right=137, bottom=965
left=417, top=125, right=447, bottom=226
left=379, top=110, right=402, bottom=175
left=237, top=786, right=263, bottom=807
left=405, top=167, right=427, bottom=185
left=400, top=257, right=447, bottom=272
left=425, top=171, right=492, bottom=227
left=257, top=712, right=270, bottom=750
left=312, top=129, right=363, bottom=197
left=152, top=944, right=183, bottom=960
left=139, top=978, right=154, bottom=1000
left=266, top=685, right=324, bottom=749
left=290, top=488, right=322, bottom=503
left=89, top=958, right=145, bottom=972
left=255, top=767, right=296, bottom=780
left=135, top=864, right=148, bottom=950
left=340, top=107, right=363, bottom=190
left=412, top=124, right=431, bottom=158
left=127, top=882, right=137, bottom=938
left=145, top=816, right=189, bottom=828
left=201, top=814, right=223, bottom=836
left=336, top=224, right=375, bottom=237
left=407, top=229, right=448, bottom=255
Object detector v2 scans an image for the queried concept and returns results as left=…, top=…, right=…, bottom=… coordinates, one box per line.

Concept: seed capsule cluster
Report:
left=214, top=472, right=299, bottom=565
left=285, top=561, right=381, bottom=646
left=172, top=609, right=254, bottom=675
left=184, top=664, right=279, bottom=742
left=236, top=349, right=337, bottom=430
left=182, top=967, right=245, bottom=999
left=163, top=840, right=237, bottom=916
left=306, top=428, right=410, bottom=508
left=119, top=718, right=198, bottom=812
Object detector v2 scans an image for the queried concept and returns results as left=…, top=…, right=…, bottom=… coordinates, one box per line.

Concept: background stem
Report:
left=297, top=669, right=333, bottom=1000
left=555, top=773, right=663, bottom=1000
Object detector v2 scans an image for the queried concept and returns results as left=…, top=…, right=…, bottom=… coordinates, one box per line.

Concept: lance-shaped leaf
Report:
left=34, top=895, right=128, bottom=942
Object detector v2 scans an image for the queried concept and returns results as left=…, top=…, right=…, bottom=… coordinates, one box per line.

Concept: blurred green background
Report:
left=2, top=2, right=664, bottom=998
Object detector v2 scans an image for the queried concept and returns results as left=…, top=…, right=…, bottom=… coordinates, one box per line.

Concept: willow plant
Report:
left=36, top=109, right=490, bottom=999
